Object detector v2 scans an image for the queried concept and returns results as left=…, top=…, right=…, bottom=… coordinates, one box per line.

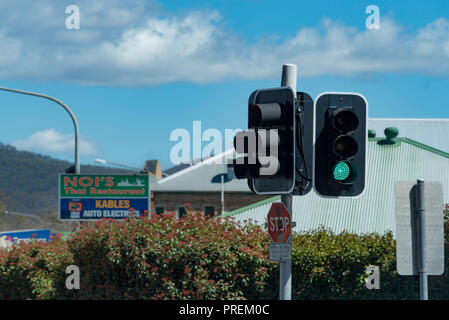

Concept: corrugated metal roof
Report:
left=368, top=119, right=449, bottom=153
left=226, top=138, right=449, bottom=237
left=155, top=118, right=449, bottom=194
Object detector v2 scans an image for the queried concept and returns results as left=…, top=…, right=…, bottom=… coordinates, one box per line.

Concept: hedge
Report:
left=0, top=206, right=448, bottom=300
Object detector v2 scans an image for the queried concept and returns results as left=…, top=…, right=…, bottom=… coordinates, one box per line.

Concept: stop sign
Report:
left=267, top=202, right=291, bottom=242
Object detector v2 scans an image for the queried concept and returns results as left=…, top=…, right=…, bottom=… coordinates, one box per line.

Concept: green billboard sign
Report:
left=59, top=174, right=149, bottom=198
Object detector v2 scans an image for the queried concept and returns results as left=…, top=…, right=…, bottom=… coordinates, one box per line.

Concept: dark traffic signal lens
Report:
left=333, top=109, right=359, bottom=132
left=333, top=135, right=358, bottom=158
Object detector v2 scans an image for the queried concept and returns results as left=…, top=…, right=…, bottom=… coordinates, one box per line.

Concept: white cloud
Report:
left=0, top=1, right=448, bottom=85
left=12, top=128, right=101, bottom=157
left=0, top=31, right=22, bottom=67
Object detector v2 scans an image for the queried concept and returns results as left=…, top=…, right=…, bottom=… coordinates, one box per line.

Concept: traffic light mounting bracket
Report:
left=293, top=92, right=314, bottom=196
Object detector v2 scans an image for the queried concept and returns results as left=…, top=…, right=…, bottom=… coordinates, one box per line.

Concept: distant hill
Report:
left=0, top=143, right=135, bottom=215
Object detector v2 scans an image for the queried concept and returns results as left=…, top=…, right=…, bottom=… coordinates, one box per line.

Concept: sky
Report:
left=0, top=0, right=448, bottom=170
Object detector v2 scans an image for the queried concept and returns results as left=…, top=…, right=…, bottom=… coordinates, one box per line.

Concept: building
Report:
left=153, top=119, right=449, bottom=223
left=368, top=119, right=449, bottom=153
left=224, top=130, right=449, bottom=237
left=151, top=149, right=272, bottom=218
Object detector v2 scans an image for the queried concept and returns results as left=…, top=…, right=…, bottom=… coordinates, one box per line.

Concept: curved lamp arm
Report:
left=0, top=87, right=80, bottom=174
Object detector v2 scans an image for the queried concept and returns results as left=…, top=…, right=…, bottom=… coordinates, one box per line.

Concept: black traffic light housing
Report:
left=65, top=165, right=76, bottom=174
left=293, top=92, right=314, bottom=196
left=233, top=86, right=296, bottom=194
left=313, top=92, right=367, bottom=197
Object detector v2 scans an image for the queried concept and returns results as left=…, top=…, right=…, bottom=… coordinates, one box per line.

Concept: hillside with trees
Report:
left=0, top=143, right=134, bottom=216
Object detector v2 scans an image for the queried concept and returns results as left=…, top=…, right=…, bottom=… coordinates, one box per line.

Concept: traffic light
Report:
left=313, top=93, right=367, bottom=197
left=233, top=86, right=296, bottom=194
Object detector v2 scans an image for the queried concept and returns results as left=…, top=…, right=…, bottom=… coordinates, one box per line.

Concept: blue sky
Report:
left=0, top=0, right=448, bottom=170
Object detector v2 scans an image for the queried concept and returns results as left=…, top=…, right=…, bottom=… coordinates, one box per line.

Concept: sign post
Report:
left=59, top=174, right=150, bottom=221
left=278, top=64, right=295, bottom=301
left=416, top=179, right=428, bottom=300
left=280, top=195, right=292, bottom=301
left=395, top=180, right=444, bottom=300
left=267, top=201, right=292, bottom=300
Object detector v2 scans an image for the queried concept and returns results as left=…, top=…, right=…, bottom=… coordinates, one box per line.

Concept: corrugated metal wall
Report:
left=231, top=139, right=449, bottom=237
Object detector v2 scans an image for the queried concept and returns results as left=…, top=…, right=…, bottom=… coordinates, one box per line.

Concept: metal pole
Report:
left=100, top=160, right=142, bottom=172
left=280, top=194, right=292, bottom=300
left=0, top=87, right=80, bottom=174
left=148, top=174, right=152, bottom=219
left=416, top=179, right=428, bottom=300
left=221, top=174, right=225, bottom=215
left=281, top=64, right=297, bottom=93
left=7, top=211, right=44, bottom=229
left=279, top=63, right=296, bottom=300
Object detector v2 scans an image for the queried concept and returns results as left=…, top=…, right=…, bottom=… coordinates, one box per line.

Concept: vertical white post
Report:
left=281, top=64, right=297, bottom=93
left=279, top=63, right=296, bottom=300
left=280, top=194, right=292, bottom=300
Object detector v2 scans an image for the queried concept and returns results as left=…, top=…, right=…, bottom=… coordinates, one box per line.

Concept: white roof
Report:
left=154, top=149, right=250, bottom=192
left=154, top=118, right=449, bottom=193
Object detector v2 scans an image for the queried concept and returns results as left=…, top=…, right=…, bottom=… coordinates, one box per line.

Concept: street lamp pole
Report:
left=0, top=87, right=80, bottom=174
left=94, top=159, right=142, bottom=172
left=221, top=174, right=225, bottom=215
left=4, top=211, right=45, bottom=229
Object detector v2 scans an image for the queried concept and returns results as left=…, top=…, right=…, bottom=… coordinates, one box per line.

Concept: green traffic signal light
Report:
left=332, top=161, right=358, bottom=184
left=333, top=161, right=350, bottom=181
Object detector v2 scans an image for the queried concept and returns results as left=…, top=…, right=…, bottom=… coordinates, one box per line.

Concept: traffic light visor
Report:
left=250, top=103, right=282, bottom=127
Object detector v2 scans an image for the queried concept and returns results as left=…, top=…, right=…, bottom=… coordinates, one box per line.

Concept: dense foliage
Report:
left=0, top=206, right=448, bottom=300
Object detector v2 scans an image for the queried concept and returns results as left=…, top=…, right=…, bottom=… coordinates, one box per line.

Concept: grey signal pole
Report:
left=279, top=64, right=296, bottom=300
left=0, top=87, right=80, bottom=174
left=417, top=179, right=428, bottom=300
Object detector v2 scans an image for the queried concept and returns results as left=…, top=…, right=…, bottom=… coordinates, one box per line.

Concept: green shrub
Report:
left=67, top=211, right=270, bottom=299
left=0, top=235, right=73, bottom=299
left=290, top=229, right=419, bottom=299
left=0, top=205, right=448, bottom=300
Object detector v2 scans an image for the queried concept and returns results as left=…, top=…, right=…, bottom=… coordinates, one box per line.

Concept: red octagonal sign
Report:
left=267, top=202, right=291, bottom=243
